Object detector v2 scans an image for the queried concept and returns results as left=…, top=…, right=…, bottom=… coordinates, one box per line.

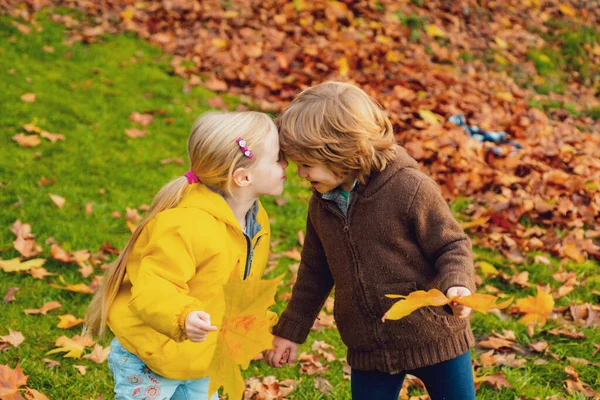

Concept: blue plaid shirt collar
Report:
left=321, top=179, right=359, bottom=216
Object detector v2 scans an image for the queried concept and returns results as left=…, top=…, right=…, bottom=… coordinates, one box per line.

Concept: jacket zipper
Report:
left=243, top=233, right=264, bottom=280
left=320, top=197, right=387, bottom=354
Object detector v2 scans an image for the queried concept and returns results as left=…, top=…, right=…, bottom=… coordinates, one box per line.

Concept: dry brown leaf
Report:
left=129, top=111, right=153, bottom=126
left=49, top=194, right=66, bottom=208
left=73, top=365, right=87, bottom=376
left=0, top=329, right=25, bottom=349
left=29, top=267, right=55, bottom=280
left=41, top=359, right=60, bottom=368
left=20, top=93, right=36, bottom=102
left=82, top=344, right=110, bottom=364
left=124, top=128, right=147, bottom=138
left=12, top=133, right=41, bottom=147
left=24, top=301, right=62, bottom=315
left=3, top=287, right=19, bottom=303
left=40, top=131, right=65, bottom=142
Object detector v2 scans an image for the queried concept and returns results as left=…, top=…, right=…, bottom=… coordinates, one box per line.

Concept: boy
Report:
left=266, top=82, right=476, bottom=400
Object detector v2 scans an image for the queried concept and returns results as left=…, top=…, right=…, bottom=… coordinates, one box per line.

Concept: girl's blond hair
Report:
left=85, top=111, right=275, bottom=338
left=276, top=81, right=396, bottom=182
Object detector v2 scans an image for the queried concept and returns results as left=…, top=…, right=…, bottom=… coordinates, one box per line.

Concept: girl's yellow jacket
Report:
left=108, top=183, right=273, bottom=380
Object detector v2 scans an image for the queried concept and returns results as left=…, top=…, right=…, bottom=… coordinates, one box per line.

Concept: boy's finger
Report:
left=273, top=347, right=286, bottom=368
left=288, top=346, right=297, bottom=365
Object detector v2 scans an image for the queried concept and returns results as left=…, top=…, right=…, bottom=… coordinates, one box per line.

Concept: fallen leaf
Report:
left=50, top=276, right=93, bottom=294
left=12, top=133, right=41, bottom=147
left=3, top=287, right=19, bottom=303
left=82, top=344, right=110, bottom=364
left=129, top=111, right=153, bottom=126
left=41, top=359, right=60, bottom=368
left=73, top=365, right=86, bottom=376
left=282, top=248, right=302, bottom=261
left=418, top=109, right=442, bottom=125
left=29, top=267, right=55, bottom=280
left=20, top=93, right=36, bottom=102
left=49, top=194, right=66, bottom=208
left=124, top=128, right=147, bottom=138
left=56, top=315, right=85, bottom=329
left=24, top=301, right=62, bottom=315
left=24, top=388, right=49, bottom=400
left=0, top=329, right=25, bottom=349
left=516, top=288, right=554, bottom=326
left=46, top=334, right=95, bottom=359
left=0, top=258, right=46, bottom=273
left=0, top=363, right=28, bottom=399
left=160, top=157, right=183, bottom=165
left=40, top=131, right=65, bottom=142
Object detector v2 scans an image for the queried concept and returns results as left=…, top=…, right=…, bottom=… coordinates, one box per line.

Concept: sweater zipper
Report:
left=320, top=197, right=387, bottom=351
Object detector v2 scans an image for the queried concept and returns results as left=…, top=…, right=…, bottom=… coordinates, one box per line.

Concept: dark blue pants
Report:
left=351, top=351, right=476, bottom=400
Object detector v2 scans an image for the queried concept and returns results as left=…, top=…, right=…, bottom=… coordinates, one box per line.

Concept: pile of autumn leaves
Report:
left=4, top=0, right=598, bottom=267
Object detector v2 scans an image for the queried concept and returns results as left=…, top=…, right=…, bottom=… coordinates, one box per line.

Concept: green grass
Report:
left=1, top=10, right=599, bottom=400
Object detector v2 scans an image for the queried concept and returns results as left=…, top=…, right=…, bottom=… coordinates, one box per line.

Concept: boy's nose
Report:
left=297, top=166, right=307, bottom=178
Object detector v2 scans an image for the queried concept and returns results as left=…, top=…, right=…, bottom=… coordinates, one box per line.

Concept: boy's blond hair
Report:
left=276, top=81, right=397, bottom=182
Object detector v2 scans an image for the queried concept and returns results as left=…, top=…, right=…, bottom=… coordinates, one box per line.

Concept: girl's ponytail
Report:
left=84, top=110, right=275, bottom=338
left=84, top=176, right=190, bottom=338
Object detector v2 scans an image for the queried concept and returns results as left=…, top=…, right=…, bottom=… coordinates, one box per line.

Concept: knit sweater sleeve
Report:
left=408, top=178, right=476, bottom=294
left=271, top=211, right=334, bottom=344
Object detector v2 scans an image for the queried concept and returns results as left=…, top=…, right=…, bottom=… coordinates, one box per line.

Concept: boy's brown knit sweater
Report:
left=272, top=146, right=476, bottom=372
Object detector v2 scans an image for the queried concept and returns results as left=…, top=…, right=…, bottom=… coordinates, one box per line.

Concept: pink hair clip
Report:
left=184, top=170, right=200, bottom=184
left=236, top=137, right=253, bottom=159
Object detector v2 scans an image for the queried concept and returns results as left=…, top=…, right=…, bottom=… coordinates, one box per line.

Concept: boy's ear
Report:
left=232, top=167, right=251, bottom=188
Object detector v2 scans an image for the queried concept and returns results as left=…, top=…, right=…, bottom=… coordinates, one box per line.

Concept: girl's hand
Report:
left=446, top=286, right=472, bottom=318
left=185, top=311, right=218, bottom=342
left=264, top=336, right=298, bottom=368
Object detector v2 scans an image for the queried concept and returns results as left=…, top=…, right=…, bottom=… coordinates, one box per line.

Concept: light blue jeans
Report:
left=107, top=338, right=219, bottom=400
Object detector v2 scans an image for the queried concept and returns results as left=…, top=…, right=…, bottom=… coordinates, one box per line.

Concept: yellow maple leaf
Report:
left=516, top=288, right=554, bottom=326
left=46, top=334, right=95, bottom=359
left=207, top=264, right=282, bottom=400
left=558, top=3, right=576, bottom=16
left=49, top=275, right=93, bottom=294
left=425, top=24, right=446, bottom=38
left=382, top=289, right=450, bottom=321
left=0, top=258, right=45, bottom=273
left=452, top=293, right=513, bottom=314
left=56, top=314, right=85, bottom=329
left=418, top=109, right=442, bottom=125
left=383, top=290, right=513, bottom=321
left=338, top=56, right=349, bottom=77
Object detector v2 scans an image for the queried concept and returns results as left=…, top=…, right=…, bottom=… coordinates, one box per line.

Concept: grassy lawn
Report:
left=1, top=10, right=599, bottom=399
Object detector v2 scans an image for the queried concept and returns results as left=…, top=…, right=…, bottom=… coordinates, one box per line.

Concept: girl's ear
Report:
left=231, top=167, right=251, bottom=188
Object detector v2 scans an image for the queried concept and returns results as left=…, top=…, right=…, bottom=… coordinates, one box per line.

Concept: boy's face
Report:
left=295, top=161, right=355, bottom=194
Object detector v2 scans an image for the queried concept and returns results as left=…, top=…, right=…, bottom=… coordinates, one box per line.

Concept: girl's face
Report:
left=296, top=162, right=354, bottom=194
left=249, top=126, right=288, bottom=197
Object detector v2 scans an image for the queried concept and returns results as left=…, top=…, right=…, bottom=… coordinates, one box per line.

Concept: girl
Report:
left=85, top=111, right=288, bottom=400
left=265, top=82, right=477, bottom=400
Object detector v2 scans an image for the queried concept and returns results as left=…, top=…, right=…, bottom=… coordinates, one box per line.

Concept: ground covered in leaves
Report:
left=0, top=2, right=599, bottom=400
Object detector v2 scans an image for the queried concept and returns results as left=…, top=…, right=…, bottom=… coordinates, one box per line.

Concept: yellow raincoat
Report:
left=108, top=183, right=272, bottom=380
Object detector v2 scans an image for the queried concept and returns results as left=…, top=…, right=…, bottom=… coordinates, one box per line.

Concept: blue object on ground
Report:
left=448, top=114, right=522, bottom=155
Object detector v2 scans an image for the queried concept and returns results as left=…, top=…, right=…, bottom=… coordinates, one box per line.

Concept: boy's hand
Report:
left=185, top=311, right=218, bottom=342
left=446, top=286, right=472, bottom=318
left=264, top=336, right=298, bottom=368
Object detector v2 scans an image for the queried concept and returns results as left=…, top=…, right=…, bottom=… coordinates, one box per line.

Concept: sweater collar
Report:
left=356, top=145, right=420, bottom=198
